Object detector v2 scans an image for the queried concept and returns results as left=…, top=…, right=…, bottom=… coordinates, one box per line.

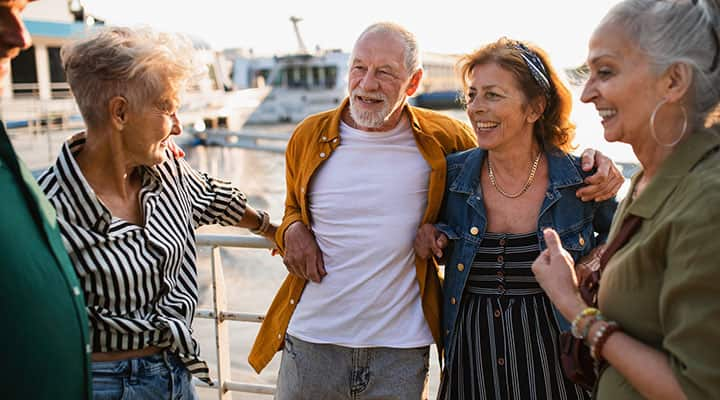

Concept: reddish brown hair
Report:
left=458, top=37, right=576, bottom=154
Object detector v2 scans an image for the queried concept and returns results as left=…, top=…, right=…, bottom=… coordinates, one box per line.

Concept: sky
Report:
left=81, top=0, right=621, bottom=68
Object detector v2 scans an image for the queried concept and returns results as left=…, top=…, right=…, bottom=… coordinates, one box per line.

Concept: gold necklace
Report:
left=487, top=151, right=542, bottom=198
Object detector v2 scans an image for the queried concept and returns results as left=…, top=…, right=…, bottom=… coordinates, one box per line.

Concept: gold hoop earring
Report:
left=649, top=98, right=687, bottom=147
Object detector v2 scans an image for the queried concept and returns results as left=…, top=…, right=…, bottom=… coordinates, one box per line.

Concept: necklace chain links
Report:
left=487, top=152, right=542, bottom=199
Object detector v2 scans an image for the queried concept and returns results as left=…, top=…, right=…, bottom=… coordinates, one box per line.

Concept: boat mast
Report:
left=289, top=16, right=309, bottom=54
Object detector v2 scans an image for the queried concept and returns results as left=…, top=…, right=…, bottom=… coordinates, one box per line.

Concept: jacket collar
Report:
left=449, top=147, right=583, bottom=195
left=628, top=128, right=720, bottom=219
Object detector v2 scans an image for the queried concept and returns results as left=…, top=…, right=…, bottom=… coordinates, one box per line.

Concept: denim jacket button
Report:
left=450, top=297, right=457, bottom=305
left=470, top=227, right=479, bottom=235
left=457, top=263, right=465, bottom=272
left=579, top=235, right=586, bottom=247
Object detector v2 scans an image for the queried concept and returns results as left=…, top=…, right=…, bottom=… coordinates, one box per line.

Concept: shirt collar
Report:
left=628, top=128, right=720, bottom=219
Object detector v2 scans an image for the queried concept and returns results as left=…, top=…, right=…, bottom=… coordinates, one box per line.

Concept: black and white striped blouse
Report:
left=38, top=134, right=247, bottom=382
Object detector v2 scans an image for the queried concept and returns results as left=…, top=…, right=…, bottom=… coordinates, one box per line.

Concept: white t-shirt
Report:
left=287, top=117, right=434, bottom=348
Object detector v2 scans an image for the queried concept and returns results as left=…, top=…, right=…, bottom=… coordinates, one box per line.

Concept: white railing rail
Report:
left=194, top=233, right=276, bottom=399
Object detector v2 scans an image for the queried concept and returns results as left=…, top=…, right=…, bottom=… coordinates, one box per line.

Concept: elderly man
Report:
left=0, top=1, right=92, bottom=399
left=250, top=22, right=621, bottom=399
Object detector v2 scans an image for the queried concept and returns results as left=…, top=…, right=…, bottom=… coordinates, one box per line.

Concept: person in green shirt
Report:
left=0, top=1, right=91, bottom=399
left=533, top=0, right=720, bottom=399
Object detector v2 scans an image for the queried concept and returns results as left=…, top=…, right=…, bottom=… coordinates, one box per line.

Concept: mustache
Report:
left=351, top=89, right=387, bottom=102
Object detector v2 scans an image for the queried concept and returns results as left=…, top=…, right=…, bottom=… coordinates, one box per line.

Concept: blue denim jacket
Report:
left=437, top=147, right=617, bottom=366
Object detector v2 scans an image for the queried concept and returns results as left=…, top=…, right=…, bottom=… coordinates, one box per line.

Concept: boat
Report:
left=230, top=18, right=464, bottom=125
left=1, top=0, right=268, bottom=136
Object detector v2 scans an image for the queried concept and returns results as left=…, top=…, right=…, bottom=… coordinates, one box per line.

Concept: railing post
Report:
left=211, top=246, right=232, bottom=400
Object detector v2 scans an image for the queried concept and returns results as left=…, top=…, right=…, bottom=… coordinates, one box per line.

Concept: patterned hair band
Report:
left=510, top=42, right=553, bottom=99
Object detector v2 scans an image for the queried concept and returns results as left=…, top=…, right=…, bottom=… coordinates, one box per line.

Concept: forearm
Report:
left=598, top=329, right=686, bottom=400
left=236, top=206, right=277, bottom=242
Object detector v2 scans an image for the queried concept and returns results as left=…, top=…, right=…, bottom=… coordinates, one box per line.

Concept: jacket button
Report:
left=497, top=255, right=504, bottom=263
left=498, top=357, right=505, bottom=366
left=457, top=263, right=464, bottom=272
left=446, top=329, right=450, bottom=336
left=290, top=299, right=295, bottom=305
left=450, top=297, right=456, bottom=305
left=579, top=235, right=585, bottom=247
left=321, top=136, right=327, bottom=141
left=499, top=238, right=506, bottom=246
left=470, top=227, right=479, bottom=235
left=494, top=309, right=501, bottom=318
left=319, top=152, right=326, bottom=158
left=277, top=334, right=282, bottom=340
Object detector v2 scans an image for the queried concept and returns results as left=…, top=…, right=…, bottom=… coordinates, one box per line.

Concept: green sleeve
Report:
left=660, top=186, right=720, bottom=399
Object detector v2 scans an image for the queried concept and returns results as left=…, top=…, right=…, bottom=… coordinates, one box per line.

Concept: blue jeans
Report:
left=276, top=335, right=430, bottom=400
left=91, top=351, right=199, bottom=400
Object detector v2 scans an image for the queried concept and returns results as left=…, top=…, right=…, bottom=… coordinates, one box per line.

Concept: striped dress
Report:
left=440, top=232, right=590, bottom=400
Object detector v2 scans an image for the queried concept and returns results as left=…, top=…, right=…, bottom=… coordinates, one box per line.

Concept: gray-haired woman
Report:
left=38, top=27, right=277, bottom=399
left=534, top=0, right=720, bottom=399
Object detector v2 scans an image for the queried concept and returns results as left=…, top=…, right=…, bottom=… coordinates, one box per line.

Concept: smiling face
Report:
left=0, top=0, right=32, bottom=94
left=122, top=90, right=182, bottom=166
left=465, top=62, right=542, bottom=153
left=580, top=22, right=664, bottom=145
left=347, top=30, right=421, bottom=131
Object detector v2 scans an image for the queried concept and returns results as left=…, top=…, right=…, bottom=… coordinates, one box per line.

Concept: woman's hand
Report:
left=414, top=224, right=448, bottom=259
left=532, top=228, right=585, bottom=319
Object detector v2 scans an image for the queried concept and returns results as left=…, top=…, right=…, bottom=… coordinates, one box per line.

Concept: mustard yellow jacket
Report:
left=249, top=99, right=477, bottom=372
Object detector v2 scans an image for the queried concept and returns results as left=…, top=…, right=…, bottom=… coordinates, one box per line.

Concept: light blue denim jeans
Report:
left=91, top=351, right=199, bottom=400
left=276, top=335, right=430, bottom=400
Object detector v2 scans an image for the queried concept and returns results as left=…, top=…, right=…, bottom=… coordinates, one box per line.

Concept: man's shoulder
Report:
left=410, top=106, right=469, bottom=132
left=292, top=108, right=338, bottom=139
left=409, top=106, right=476, bottom=151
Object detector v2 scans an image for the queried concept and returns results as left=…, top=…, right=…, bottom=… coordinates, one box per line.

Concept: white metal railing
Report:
left=194, top=233, right=277, bottom=399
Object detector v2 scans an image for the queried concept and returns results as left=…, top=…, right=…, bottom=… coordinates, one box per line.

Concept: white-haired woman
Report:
left=533, top=0, right=720, bottom=399
left=38, top=27, right=277, bottom=399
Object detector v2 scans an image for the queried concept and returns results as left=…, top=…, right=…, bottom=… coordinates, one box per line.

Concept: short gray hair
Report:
left=61, top=26, right=202, bottom=128
left=353, top=22, right=422, bottom=74
left=602, top=0, right=720, bottom=125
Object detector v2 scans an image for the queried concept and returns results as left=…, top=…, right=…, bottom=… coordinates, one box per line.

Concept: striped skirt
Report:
left=439, top=232, right=590, bottom=400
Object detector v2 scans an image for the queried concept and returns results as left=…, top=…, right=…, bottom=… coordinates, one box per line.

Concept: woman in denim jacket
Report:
left=414, top=38, right=617, bottom=400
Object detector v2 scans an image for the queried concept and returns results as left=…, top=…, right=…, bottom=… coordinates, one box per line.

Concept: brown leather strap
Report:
left=599, top=215, right=643, bottom=272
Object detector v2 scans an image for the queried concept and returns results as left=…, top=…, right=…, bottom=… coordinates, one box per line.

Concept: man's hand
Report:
left=576, top=148, right=623, bottom=202
left=282, top=222, right=326, bottom=283
left=414, top=224, right=449, bottom=260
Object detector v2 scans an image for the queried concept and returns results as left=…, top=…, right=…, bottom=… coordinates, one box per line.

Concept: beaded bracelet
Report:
left=581, top=314, right=605, bottom=341
left=250, top=210, right=271, bottom=236
left=590, top=321, right=620, bottom=361
left=571, top=307, right=602, bottom=339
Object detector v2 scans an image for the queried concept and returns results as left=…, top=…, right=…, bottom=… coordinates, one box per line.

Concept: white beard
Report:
left=349, top=89, right=391, bottom=129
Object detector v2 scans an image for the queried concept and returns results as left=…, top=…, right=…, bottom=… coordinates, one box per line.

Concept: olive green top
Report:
left=597, top=127, right=720, bottom=400
left=0, top=122, right=91, bottom=399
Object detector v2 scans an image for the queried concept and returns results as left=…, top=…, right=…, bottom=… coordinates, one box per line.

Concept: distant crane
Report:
left=290, top=16, right=309, bottom=54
